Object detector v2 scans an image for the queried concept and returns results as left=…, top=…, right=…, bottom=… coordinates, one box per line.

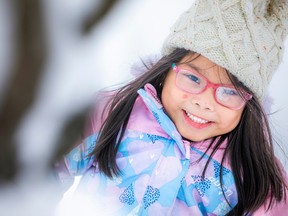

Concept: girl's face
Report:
left=161, top=53, right=245, bottom=142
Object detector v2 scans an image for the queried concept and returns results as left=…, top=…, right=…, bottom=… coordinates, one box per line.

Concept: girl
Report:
left=56, top=0, right=288, bottom=215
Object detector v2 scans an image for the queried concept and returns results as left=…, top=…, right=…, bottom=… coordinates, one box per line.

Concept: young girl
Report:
left=56, top=0, right=288, bottom=215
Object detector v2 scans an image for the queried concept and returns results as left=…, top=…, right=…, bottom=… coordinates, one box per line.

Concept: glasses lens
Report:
left=216, top=87, right=245, bottom=109
left=176, top=70, right=206, bottom=94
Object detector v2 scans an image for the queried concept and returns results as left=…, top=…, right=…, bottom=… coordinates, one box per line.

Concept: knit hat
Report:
left=162, top=0, right=288, bottom=99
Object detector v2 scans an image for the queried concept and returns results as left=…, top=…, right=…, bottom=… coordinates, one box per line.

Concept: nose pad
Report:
left=190, top=88, right=215, bottom=110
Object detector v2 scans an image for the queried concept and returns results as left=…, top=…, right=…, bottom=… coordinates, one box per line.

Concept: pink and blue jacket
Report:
left=56, top=83, right=288, bottom=215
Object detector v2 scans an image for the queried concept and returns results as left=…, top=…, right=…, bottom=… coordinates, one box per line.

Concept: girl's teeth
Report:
left=185, top=111, right=209, bottom=124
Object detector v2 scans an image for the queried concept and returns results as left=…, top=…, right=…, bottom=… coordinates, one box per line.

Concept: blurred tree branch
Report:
left=82, top=0, right=117, bottom=34
left=0, top=0, right=46, bottom=181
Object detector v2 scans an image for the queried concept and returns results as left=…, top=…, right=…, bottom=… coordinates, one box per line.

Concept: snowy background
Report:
left=0, top=0, right=287, bottom=215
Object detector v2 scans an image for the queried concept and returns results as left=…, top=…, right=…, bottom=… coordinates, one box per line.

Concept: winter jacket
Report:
left=56, top=83, right=288, bottom=215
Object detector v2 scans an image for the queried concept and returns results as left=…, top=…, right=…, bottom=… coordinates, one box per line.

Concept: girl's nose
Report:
left=190, top=87, right=215, bottom=111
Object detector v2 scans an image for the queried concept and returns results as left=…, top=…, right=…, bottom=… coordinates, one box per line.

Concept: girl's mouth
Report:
left=185, top=111, right=209, bottom=124
left=184, top=111, right=212, bottom=129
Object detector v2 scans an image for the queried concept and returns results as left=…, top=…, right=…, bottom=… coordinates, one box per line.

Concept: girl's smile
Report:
left=161, top=53, right=245, bottom=141
left=183, top=110, right=212, bottom=128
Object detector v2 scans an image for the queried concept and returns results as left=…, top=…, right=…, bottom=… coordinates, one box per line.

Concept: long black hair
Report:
left=90, top=48, right=287, bottom=215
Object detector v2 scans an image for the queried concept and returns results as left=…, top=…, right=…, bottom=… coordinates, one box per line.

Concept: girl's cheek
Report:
left=181, top=94, right=189, bottom=100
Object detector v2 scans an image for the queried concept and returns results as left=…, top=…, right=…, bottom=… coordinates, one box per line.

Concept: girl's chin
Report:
left=181, top=134, right=211, bottom=142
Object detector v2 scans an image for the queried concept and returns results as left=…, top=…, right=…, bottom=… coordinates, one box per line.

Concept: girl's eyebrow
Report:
left=185, top=62, right=226, bottom=77
left=184, top=62, right=206, bottom=74
left=182, top=62, right=199, bottom=71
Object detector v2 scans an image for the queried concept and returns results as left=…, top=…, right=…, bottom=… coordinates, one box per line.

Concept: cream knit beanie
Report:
left=162, top=0, right=288, bottom=99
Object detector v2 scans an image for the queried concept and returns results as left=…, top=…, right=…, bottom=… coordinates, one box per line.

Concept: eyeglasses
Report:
left=172, top=63, right=252, bottom=110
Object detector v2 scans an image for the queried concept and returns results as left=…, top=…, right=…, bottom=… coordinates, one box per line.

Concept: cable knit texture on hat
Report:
left=162, top=0, right=288, bottom=99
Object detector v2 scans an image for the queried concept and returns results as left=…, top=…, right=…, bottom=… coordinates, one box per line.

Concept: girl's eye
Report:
left=222, top=88, right=239, bottom=96
left=185, top=72, right=200, bottom=84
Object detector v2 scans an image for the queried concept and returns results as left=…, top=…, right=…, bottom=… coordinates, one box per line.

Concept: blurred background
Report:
left=0, top=0, right=287, bottom=215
